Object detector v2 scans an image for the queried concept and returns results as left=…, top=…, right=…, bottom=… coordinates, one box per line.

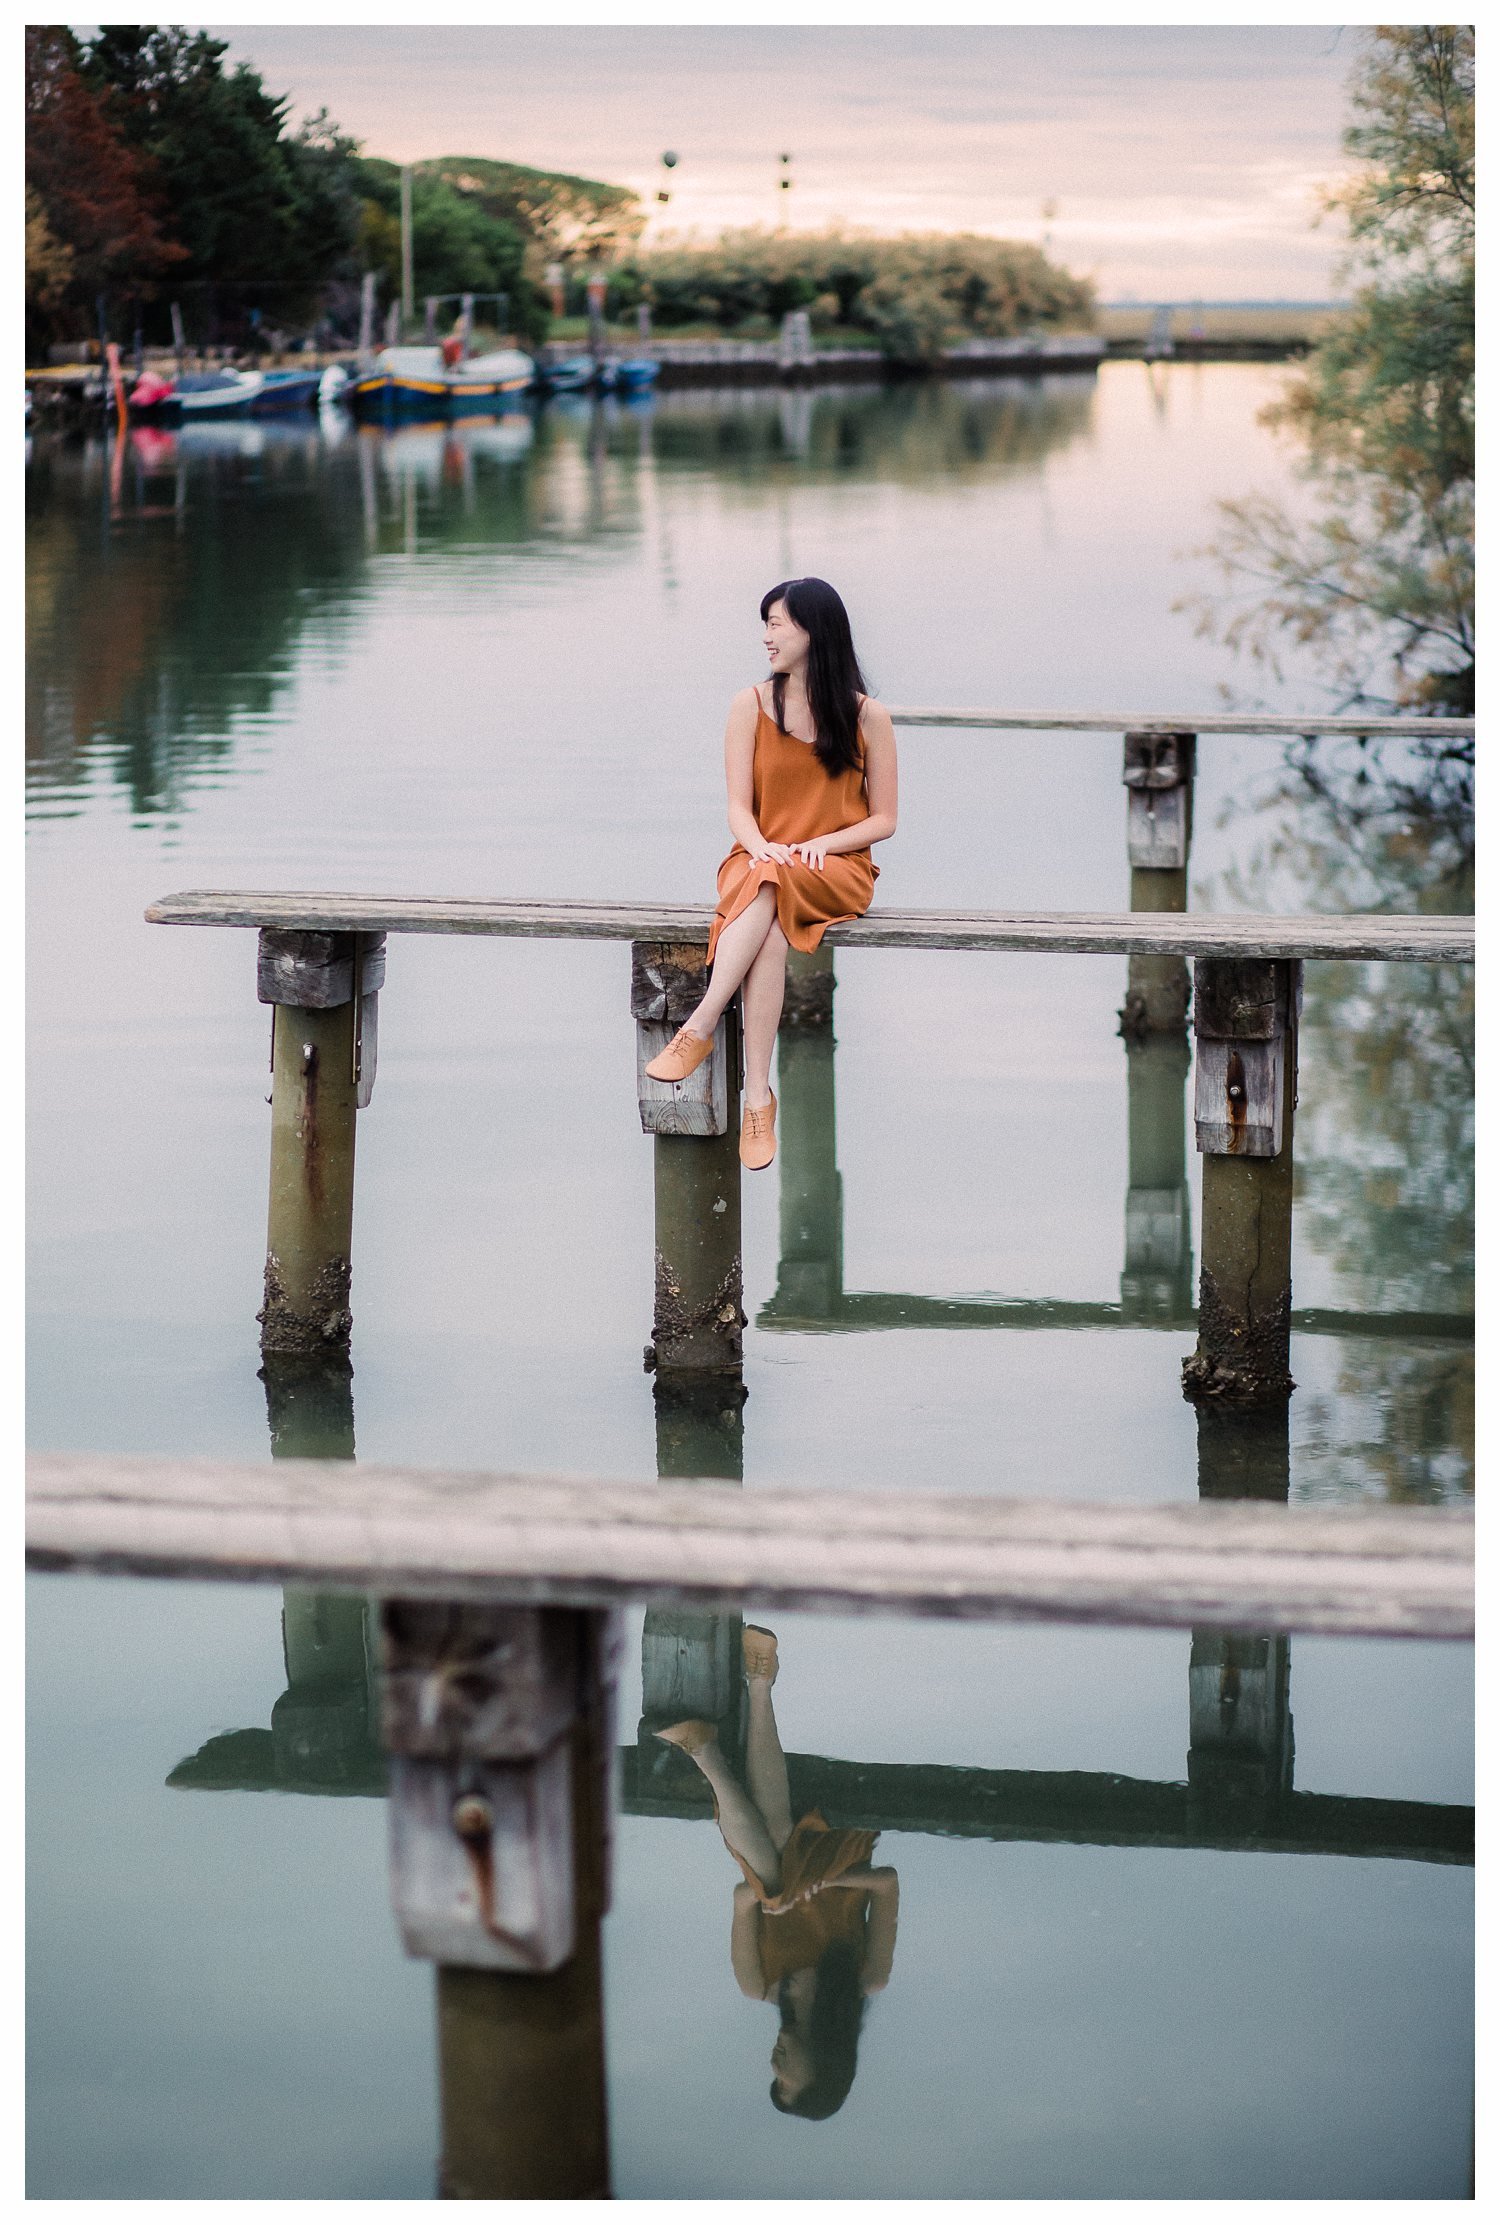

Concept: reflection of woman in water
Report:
left=657, top=1626, right=899, bottom=2119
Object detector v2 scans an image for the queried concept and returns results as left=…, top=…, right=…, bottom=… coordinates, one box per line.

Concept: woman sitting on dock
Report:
left=656, top=1627, right=899, bottom=2120
left=644, top=577, right=897, bottom=1170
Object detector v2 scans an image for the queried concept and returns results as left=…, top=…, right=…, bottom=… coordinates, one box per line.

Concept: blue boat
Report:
left=539, top=356, right=597, bottom=395
left=253, top=368, right=323, bottom=413
left=612, top=358, right=661, bottom=394
left=350, top=344, right=535, bottom=421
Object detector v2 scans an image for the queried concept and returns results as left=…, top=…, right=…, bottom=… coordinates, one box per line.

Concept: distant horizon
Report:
left=206, top=23, right=1358, bottom=298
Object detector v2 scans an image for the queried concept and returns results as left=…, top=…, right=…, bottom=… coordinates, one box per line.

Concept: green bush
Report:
left=616, top=229, right=1093, bottom=363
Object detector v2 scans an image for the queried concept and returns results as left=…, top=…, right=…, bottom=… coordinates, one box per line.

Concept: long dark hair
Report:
left=769, top=1940, right=868, bottom=2121
left=760, top=577, right=869, bottom=778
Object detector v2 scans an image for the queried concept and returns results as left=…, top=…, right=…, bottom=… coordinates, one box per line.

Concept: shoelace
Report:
left=747, top=1104, right=771, bottom=1136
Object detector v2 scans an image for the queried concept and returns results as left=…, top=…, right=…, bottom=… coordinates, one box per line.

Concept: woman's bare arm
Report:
left=730, top=1881, right=771, bottom=1998
left=860, top=1867, right=900, bottom=1993
left=724, top=688, right=796, bottom=864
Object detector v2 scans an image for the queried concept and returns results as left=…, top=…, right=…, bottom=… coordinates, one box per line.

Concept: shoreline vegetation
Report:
left=30, top=19, right=1326, bottom=388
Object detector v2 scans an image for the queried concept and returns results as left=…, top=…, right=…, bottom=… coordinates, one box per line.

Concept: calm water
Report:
left=26, top=367, right=1472, bottom=2197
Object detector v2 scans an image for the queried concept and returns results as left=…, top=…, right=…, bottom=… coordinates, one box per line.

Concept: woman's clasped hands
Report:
left=747, top=837, right=831, bottom=871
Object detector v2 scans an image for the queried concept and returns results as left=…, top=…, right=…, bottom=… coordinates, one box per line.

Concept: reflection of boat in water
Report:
left=363, top=412, right=536, bottom=486
left=350, top=344, right=535, bottom=420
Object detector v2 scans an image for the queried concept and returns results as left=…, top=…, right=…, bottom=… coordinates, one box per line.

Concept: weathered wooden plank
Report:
left=887, top=707, right=1475, bottom=739
left=26, top=1453, right=1474, bottom=1639
left=144, top=892, right=1476, bottom=964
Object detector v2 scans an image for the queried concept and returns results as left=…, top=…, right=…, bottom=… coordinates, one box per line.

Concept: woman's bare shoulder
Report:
left=858, top=694, right=895, bottom=735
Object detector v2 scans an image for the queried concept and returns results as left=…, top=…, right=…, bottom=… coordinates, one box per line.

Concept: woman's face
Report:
left=763, top=600, right=810, bottom=673
left=771, top=2026, right=815, bottom=2105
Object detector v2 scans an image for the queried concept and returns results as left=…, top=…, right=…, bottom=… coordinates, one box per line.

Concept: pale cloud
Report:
left=208, top=22, right=1358, bottom=297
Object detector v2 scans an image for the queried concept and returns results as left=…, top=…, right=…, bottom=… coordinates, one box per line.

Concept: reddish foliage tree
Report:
left=25, top=25, right=183, bottom=305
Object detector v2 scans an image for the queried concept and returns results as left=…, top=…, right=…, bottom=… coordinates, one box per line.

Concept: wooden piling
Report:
left=1183, top=959, right=1300, bottom=1406
left=256, top=929, right=384, bottom=1358
left=1119, top=732, right=1194, bottom=1037
left=427, top=1619, right=614, bottom=2207
left=630, top=939, right=746, bottom=1375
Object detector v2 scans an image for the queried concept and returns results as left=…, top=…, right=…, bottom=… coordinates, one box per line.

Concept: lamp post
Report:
left=777, top=151, right=793, bottom=232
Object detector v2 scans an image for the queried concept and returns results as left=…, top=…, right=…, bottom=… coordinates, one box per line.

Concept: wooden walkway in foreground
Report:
left=27, top=1452, right=1473, bottom=1641
left=145, top=889, right=1474, bottom=963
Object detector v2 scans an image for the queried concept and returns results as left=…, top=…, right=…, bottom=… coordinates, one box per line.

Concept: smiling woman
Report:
left=642, top=576, right=897, bottom=1170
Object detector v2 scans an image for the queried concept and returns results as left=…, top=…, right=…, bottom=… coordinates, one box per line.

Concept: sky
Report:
left=207, top=23, right=1359, bottom=299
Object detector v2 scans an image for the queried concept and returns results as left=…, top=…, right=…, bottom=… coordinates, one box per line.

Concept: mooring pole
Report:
left=380, top=1603, right=617, bottom=2200
left=1119, top=731, right=1195, bottom=1037
left=631, top=943, right=744, bottom=1380
left=256, top=929, right=384, bottom=1358
left=1183, top=957, right=1301, bottom=1407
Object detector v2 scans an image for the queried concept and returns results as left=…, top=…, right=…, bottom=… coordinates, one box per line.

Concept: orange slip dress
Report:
left=706, top=686, right=879, bottom=964
left=730, top=1811, right=881, bottom=1989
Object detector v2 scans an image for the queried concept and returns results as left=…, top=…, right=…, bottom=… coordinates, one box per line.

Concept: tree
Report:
left=25, top=25, right=181, bottom=328
left=83, top=27, right=361, bottom=284
left=1196, top=27, right=1474, bottom=725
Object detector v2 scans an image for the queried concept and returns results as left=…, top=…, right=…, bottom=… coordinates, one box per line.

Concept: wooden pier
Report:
left=27, top=1452, right=1473, bottom=1641
left=110, top=702, right=1473, bottom=2194
left=144, top=884, right=1472, bottom=1406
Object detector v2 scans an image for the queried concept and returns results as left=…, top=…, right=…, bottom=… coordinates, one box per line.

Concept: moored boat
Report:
left=444, top=347, right=536, bottom=412
left=253, top=368, right=323, bottom=413
left=349, top=344, right=536, bottom=421
left=612, top=358, right=661, bottom=394
left=537, top=356, right=597, bottom=395
left=174, top=368, right=265, bottom=418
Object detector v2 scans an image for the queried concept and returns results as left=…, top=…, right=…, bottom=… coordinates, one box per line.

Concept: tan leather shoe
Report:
left=740, top=1091, right=777, bottom=1170
left=653, top=1718, right=718, bottom=1755
left=742, top=1626, right=779, bottom=1684
left=645, top=1025, right=714, bottom=1083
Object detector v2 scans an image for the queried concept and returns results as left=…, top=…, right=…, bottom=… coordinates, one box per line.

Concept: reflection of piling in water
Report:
left=1189, top=1377, right=1294, bottom=1833
left=643, top=1377, right=747, bottom=1767
left=772, top=946, right=843, bottom=1321
left=262, top=1338, right=382, bottom=1789
left=274, top=1590, right=382, bottom=1790
left=1121, top=1032, right=1193, bottom=1320
left=259, top=1351, right=356, bottom=1458
left=1195, top=1402, right=1292, bottom=1502
left=1187, top=1631, right=1294, bottom=1821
